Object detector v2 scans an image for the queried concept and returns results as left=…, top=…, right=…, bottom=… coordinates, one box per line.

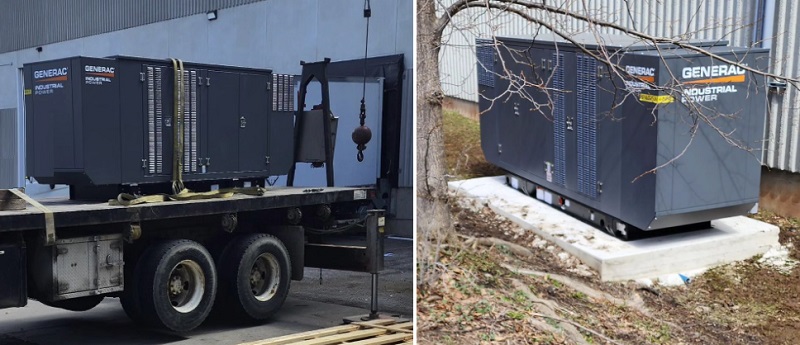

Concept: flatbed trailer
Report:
left=0, top=186, right=382, bottom=332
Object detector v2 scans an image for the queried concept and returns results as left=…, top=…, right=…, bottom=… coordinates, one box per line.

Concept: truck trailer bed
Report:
left=0, top=186, right=368, bottom=233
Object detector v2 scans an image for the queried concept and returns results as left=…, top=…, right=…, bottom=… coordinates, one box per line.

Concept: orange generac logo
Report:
left=84, top=65, right=115, bottom=85
left=625, top=65, right=655, bottom=83
left=33, top=67, right=68, bottom=82
left=681, top=64, right=746, bottom=84
left=84, top=65, right=115, bottom=77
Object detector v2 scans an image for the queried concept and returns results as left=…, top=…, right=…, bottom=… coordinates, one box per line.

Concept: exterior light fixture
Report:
left=207, top=10, right=218, bottom=21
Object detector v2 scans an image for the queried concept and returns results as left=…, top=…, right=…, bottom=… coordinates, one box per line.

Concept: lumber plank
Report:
left=238, top=319, right=396, bottom=345
left=351, top=321, right=413, bottom=333
left=342, top=333, right=413, bottom=345
left=291, top=329, right=387, bottom=345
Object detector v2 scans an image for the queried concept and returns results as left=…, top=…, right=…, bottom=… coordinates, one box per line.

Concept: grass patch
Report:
left=443, top=110, right=503, bottom=178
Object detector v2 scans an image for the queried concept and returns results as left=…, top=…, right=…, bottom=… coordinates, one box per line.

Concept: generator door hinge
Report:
left=139, top=72, right=145, bottom=82
left=566, top=116, right=574, bottom=131
left=513, top=102, right=520, bottom=116
left=597, top=65, right=607, bottom=79
left=141, top=159, right=147, bottom=169
left=206, top=77, right=211, bottom=86
left=497, top=143, right=503, bottom=154
left=265, top=156, right=270, bottom=165
left=266, top=82, right=271, bottom=90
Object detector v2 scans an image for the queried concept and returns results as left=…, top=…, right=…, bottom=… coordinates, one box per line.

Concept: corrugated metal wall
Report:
left=440, top=0, right=759, bottom=102
left=0, top=108, right=18, bottom=188
left=439, top=0, right=800, bottom=173
left=765, top=0, right=800, bottom=171
left=0, top=0, right=265, bottom=53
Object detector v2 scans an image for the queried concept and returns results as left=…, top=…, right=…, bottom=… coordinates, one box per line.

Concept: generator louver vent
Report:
left=552, top=53, right=566, bottom=186
left=272, top=74, right=295, bottom=112
left=184, top=70, right=198, bottom=173
left=147, top=66, right=164, bottom=175
left=576, top=54, right=598, bottom=198
left=476, top=39, right=495, bottom=87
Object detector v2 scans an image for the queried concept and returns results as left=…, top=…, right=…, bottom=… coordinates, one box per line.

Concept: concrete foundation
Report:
left=450, top=176, right=780, bottom=282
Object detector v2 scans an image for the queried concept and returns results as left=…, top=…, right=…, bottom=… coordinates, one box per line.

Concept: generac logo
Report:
left=33, top=67, right=68, bottom=82
left=681, top=64, right=746, bottom=84
left=626, top=65, right=655, bottom=83
left=85, top=65, right=115, bottom=78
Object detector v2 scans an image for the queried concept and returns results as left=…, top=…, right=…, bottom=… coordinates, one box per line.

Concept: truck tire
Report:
left=214, top=234, right=291, bottom=321
left=42, top=296, right=104, bottom=311
left=120, top=251, right=143, bottom=324
left=137, top=240, right=217, bottom=332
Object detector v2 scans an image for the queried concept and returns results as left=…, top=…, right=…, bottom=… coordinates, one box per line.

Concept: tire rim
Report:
left=250, top=253, right=280, bottom=302
left=167, top=260, right=205, bottom=313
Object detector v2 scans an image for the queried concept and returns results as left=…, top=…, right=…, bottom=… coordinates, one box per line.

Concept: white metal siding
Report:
left=765, top=0, right=800, bottom=171
left=440, top=0, right=800, bottom=173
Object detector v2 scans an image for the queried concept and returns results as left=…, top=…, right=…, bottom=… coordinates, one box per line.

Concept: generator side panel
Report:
left=590, top=57, right=625, bottom=220
left=477, top=40, right=502, bottom=168
left=81, top=57, right=121, bottom=185
left=238, top=72, right=271, bottom=173
left=118, top=59, right=150, bottom=183
left=24, top=58, right=77, bottom=183
left=616, top=54, right=660, bottom=230
left=267, top=74, right=295, bottom=176
left=203, top=69, right=241, bottom=175
left=487, top=41, right=560, bottom=185
left=654, top=50, right=769, bottom=218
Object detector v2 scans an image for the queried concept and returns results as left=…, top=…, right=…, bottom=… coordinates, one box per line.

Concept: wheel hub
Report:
left=166, top=260, right=205, bottom=313
left=250, top=253, right=280, bottom=302
left=169, top=275, right=184, bottom=295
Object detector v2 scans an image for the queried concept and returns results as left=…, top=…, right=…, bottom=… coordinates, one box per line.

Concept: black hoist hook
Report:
left=352, top=0, right=372, bottom=162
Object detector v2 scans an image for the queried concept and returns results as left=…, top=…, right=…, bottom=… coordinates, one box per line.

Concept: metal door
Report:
left=204, top=70, right=240, bottom=173
left=238, top=73, right=271, bottom=173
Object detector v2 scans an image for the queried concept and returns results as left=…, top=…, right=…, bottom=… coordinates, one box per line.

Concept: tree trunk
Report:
left=416, top=0, right=453, bottom=243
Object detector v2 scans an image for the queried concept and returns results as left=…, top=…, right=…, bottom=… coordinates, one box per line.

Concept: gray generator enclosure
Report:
left=24, top=56, right=295, bottom=197
left=478, top=35, right=769, bottom=232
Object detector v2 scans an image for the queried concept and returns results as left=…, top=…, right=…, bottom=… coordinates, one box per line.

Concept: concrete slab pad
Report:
left=449, top=176, right=780, bottom=282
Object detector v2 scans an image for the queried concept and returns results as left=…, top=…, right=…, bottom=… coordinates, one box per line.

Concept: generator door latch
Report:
left=566, top=116, right=574, bottom=131
left=513, top=103, right=520, bottom=116
left=240, top=116, right=247, bottom=128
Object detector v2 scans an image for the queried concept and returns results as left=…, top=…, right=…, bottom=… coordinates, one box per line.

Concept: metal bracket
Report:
left=125, top=223, right=142, bottom=243
left=240, top=116, right=247, bottom=128
left=366, top=209, right=385, bottom=319
left=221, top=213, right=238, bottom=233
